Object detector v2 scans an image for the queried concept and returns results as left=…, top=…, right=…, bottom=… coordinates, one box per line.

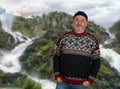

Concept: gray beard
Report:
left=74, top=26, right=85, bottom=33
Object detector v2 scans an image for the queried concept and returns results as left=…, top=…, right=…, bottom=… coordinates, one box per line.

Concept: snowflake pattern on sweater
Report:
left=53, top=30, right=101, bottom=84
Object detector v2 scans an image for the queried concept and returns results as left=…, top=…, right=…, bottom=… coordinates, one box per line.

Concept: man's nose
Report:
left=77, top=21, right=82, bottom=25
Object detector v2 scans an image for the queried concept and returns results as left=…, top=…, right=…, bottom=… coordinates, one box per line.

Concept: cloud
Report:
left=0, top=0, right=120, bottom=28
left=16, top=0, right=65, bottom=15
left=1, top=0, right=21, bottom=4
left=16, top=4, right=49, bottom=16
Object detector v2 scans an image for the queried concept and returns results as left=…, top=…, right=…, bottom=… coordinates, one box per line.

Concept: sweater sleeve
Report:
left=53, top=37, right=62, bottom=79
left=88, top=41, right=101, bottom=84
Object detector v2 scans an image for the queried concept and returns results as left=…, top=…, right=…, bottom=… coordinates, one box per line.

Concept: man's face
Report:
left=73, top=15, right=88, bottom=33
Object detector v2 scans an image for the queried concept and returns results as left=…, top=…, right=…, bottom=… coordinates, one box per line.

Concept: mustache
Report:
left=74, top=25, right=83, bottom=29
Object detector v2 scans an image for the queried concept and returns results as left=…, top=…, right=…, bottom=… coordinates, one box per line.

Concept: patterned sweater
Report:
left=53, top=30, right=101, bottom=84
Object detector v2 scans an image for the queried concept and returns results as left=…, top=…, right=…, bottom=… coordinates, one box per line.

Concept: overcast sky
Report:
left=0, top=0, right=120, bottom=29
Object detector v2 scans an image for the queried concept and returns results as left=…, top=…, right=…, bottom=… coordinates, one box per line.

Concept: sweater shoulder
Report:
left=62, top=30, right=73, bottom=36
left=56, top=30, right=72, bottom=45
left=85, top=32, right=98, bottom=42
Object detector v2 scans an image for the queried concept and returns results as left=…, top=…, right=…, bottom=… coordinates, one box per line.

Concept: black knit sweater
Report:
left=53, top=30, right=101, bottom=84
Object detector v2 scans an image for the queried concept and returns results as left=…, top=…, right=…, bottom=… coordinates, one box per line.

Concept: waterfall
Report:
left=100, top=29, right=120, bottom=72
left=104, top=29, right=115, bottom=45
left=0, top=7, right=56, bottom=89
left=0, top=39, right=32, bottom=73
left=100, top=45, right=120, bottom=72
left=0, top=7, right=33, bottom=73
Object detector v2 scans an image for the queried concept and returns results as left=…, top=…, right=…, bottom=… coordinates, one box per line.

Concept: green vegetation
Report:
left=0, top=27, right=16, bottom=50
left=21, top=78, right=41, bottom=89
left=20, top=39, right=54, bottom=79
left=90, top=58, right=120, bottom=89
left=0, top=71, right=41, bottom=89
left=0, top=28, right=9, bottom=48
left=87, top=21, right=109, bottom=43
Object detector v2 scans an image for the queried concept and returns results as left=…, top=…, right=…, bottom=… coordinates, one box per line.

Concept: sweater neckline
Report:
left=72, top=29, right=86, bottom=35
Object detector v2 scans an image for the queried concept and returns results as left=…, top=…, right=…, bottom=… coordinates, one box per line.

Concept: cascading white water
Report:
left=0, top=7, right=18, bottom=44
left=100, top=29, right=120, bottom=72
left=0, top=7, right=33, bottom=73
left=104, top=29, right=115, bottom=45
left=100, top=45, right=120, bottom=72
left=0, top=39, right=33, bottom=73
left=0, top=7, right=56, bottom=89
